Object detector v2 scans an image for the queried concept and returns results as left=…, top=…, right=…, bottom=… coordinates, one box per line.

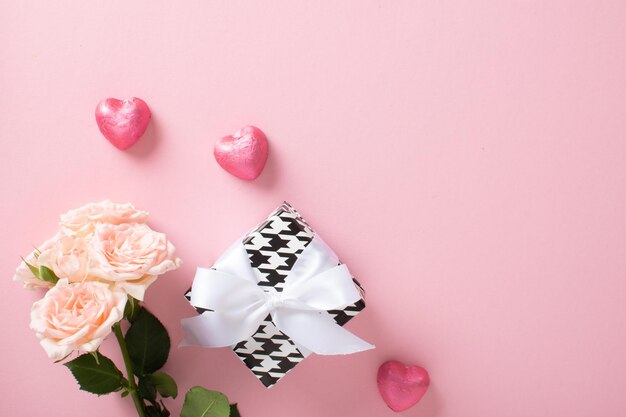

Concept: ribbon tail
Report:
left=273, top=309, right=375, bottom=355
left=180, top=305, right=268, bottom=348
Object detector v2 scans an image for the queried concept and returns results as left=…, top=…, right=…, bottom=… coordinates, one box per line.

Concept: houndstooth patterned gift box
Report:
left=184, top=202, right=366, bottom=387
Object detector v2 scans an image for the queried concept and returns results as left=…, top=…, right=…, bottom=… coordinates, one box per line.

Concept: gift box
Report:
left=182, top=202, right=373, bottom=387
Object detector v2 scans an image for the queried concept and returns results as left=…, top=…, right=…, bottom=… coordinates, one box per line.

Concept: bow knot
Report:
left=264, top=290, right=285, bottom=311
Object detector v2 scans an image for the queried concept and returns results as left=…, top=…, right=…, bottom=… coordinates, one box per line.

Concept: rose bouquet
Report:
left=15, top=201, right=239, bottom=417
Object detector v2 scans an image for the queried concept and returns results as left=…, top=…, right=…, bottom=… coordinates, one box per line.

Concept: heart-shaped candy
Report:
left=95, top=97, right=151, bottom=150
left=377, top=360, right=430, bottom=412
left=214, top=125, right=268, bottom=180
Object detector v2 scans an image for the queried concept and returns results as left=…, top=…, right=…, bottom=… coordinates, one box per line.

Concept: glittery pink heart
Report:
left=95, top=97, right=151, bottom=150
left=377, top=360, right=430, bottom=412
left=214, top=125, right=269, bottom=180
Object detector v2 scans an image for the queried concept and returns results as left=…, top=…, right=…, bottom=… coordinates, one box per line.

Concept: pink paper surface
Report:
left=1, top=1, right=625, bottom=416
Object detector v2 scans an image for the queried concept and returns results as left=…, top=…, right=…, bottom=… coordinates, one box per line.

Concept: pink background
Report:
left=1, top=1, right=626, bottom=416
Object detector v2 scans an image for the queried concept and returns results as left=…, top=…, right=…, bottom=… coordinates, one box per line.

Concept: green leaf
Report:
left=64, top=353, right=124, bottom=395
left=125, top=307, right=170, bottom=375
left=147, top=371, right=178, bottom=399
left=124, top=296, right=140, bottom=322
left=145, top=405, right=161, bottom=417
left=180, top=387, right=230, bottom=417
left=229, top=404, right=240, bottom=417
left=146, top=404, right=170, bottom=417
left=39, top=265, right=59, bottom=284
left=138, top=376, right=157, bottom=404
left=21, top=257, right=41, bottom=279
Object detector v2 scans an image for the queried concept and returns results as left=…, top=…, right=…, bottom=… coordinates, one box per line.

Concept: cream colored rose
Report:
left=13, top=233, right=61, bottom=289
left=30, top=279, right=127, bottom=360
left=60, top=200, right=149, bottom=235
left=36, top=233, right=91, bottom=282
left=88, top=223, right=181, bottom=301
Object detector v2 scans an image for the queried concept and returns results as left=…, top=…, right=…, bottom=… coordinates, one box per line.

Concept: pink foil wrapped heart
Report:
left=214, top=125, right=269, bottom=180
left=95, top=97, right=151, bottom=150
left=377, top=360, right=430, bottom=412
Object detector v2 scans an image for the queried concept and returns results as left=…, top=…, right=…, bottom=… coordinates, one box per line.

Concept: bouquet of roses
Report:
left=14, top=201, right=239, bottom=417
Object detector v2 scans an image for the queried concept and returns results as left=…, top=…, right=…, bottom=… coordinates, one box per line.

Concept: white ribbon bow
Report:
left=180, top=236, right=374, bottom=355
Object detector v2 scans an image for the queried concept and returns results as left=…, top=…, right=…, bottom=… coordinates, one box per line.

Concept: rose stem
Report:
left=113, top=322, right=146, bottom=417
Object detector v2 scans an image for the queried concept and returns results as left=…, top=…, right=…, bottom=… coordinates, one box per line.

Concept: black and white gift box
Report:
left=182, top=202, right=372, bottom=387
